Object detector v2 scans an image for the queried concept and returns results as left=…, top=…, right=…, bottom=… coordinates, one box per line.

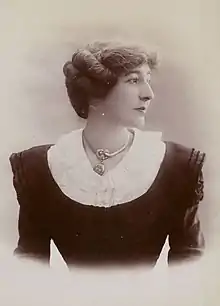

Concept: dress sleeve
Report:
left=9, top=152, right=51, bottom=264
left=168, top=149, right=206, bottom=265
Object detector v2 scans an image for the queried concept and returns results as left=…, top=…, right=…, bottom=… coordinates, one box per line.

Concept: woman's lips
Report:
left=134, top=106, right=146, bottom=113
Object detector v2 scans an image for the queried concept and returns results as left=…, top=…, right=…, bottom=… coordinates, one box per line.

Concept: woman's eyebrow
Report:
left=124, top=70, right=151, bottom=76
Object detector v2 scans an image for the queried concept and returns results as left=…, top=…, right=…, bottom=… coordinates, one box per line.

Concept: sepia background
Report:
left=0, top=0, right=219, bottom=304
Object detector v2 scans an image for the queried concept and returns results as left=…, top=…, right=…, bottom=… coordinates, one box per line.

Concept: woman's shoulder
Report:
left=162, top=141, right=206, bottom=208
left=9, top=144, right=52, bottom=170
left=165, top=140, right=206, bottom=171
left=9, top=144, right=53, bottom=192
left=138, top=130, right=206, bottom=170
left=164, top=140, right=206, bottom=200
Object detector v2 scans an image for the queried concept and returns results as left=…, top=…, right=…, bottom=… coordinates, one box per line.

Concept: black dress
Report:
left=9, top=140, right=206, bottom=268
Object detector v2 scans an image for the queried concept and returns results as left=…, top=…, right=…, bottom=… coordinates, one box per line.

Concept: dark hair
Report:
left=63, top=41, right=159, bottom=119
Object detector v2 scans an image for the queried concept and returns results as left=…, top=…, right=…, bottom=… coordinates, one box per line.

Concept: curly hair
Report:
left=63, top=41, right=159, bottom=119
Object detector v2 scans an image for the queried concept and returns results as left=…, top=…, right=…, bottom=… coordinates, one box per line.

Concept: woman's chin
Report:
left=126, top=118, right=146, bottom=130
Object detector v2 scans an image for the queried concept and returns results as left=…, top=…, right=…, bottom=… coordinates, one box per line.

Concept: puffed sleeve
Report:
left=9, top=152, right=51, bottom=264
left=168, top=149, right=206, bottom=265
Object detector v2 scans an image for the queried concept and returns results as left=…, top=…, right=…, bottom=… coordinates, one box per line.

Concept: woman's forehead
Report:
left=124, top=64, right=151, bottom=76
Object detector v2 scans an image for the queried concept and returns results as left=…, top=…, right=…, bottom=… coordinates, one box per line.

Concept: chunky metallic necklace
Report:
left=82, top=130, right=132, bottom=176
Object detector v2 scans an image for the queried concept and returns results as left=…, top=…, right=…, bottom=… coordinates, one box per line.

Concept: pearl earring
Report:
left=102, top=113, right=105, bottom=116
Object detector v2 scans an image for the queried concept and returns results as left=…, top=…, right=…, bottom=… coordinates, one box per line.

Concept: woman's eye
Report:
left=128, top=78, right=139, bottom=84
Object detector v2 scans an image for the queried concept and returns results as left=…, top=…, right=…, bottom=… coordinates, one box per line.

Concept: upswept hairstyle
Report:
left=63, top=41, right=159, bottom=119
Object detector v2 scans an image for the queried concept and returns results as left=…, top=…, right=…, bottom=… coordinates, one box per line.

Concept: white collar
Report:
left=47, top=128, right=166, bottom=207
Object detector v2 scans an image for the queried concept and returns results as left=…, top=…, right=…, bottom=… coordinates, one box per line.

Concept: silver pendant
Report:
left=93, top=163, right=105, bottom=176
left=96, top=149, right=110, bottom=160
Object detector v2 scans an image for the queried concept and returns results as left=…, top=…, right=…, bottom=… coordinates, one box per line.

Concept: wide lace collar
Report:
left=47, top=128, right=166, bottom=207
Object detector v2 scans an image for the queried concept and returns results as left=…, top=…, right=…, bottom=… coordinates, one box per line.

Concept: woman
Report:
left=9, top=41, right=206, bottom=268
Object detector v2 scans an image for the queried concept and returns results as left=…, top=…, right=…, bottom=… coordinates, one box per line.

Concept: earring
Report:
left=102, top=112, right=105, bottom=116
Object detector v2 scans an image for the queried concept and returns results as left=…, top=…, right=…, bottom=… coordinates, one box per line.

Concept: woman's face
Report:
left=99, top=64, right=155, bottom=129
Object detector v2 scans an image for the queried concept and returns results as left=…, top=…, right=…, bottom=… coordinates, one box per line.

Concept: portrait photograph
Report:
left=0, top=0, right=219, bottom=305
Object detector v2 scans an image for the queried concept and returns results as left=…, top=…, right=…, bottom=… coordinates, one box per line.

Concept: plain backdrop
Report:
left=0, top=0, right=219, bottom=304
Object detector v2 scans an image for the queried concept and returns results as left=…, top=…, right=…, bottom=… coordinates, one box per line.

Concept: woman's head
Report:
left=63, top=41, right=159, bottom=128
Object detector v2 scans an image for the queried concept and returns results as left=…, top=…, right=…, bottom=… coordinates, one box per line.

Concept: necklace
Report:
left=82, top=130, right=133, bottom=176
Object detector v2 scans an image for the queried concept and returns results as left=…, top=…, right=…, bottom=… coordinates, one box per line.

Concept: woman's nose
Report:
left=139, top=82, right=154, bottom=101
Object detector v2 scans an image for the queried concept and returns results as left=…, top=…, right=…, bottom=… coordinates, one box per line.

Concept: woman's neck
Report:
left=83, top=114, right=131, bottom=153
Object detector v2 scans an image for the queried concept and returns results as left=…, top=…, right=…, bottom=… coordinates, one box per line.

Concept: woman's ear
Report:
left=89, top=98, right=107, bottom=116
left=89, top=98, right=101, bottom=109
left=89, top=104, right=97, bottom=111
